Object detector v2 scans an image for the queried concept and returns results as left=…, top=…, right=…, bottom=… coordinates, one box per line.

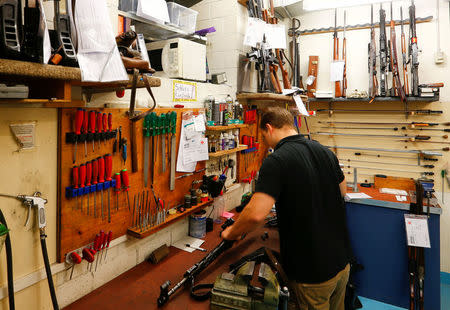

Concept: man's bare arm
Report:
left=339, top=176, right=347, bottom=197
left=221, top=192, right=275, bottom=241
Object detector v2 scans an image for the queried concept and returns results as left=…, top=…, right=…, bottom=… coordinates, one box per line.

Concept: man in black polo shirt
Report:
left=222, top=107, right=351, bottom=310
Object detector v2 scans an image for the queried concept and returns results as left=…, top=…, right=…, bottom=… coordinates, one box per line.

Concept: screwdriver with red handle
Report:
left=69, top=252, right=82, bottom=280
left=96, top=112, right=103, bottom=150
left=97, top=231, right=106, bottom=271
left=114, top=172, right=121, bottom=211
left=103, top=231, right=112, bottom=263
left=108, top=113, right=112, bottom=142
left=83, top=109, right=88, bottom=157
left=102, top=113, right=108, bottom=145
left=72, top=166, right=79, bottom=210
left=105, top=154, right=112, bottom=223
left=89, top=110, right=96, bottom=152
left=121, top=169, right=131, bottom=210
left=86, top=161, right=92, bottom=216
left=94, top=233, right=102, bottom=272
left=82, top=248, right=94, bottom=272
left=74, top=108, right=84, bottom=163
left=79, top=163, right=86, bottom=211
left=98, top=157, right=105, bottom=220
left=92, top=159, right=98, bottom=218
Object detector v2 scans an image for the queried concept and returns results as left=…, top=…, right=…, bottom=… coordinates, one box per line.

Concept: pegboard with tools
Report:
left=57, top=108, right=206, bottom=262
left=237, top=107, right=268, bottom=183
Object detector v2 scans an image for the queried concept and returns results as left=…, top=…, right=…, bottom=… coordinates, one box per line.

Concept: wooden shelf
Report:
left=127, top=199, right=213, bottom=239
left=309, top=96, right=439, bottom=103
left=237, top=92, right=308, bottom=103
left=0, top=98, right=87, bottom=107
left=209, top=145, right=248, bottom=158
left=206, top=124, right=248, bottom=131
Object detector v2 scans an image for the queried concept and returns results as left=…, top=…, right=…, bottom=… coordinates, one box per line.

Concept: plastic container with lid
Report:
left=118, top=0, right=138, bottom=14
left=167, top=2, right=199, bottom=33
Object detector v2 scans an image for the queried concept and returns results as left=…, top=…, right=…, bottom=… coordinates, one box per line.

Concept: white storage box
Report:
left=167, top=2, right=198, bottom=33
left=119, top=0, right=138, bottom=14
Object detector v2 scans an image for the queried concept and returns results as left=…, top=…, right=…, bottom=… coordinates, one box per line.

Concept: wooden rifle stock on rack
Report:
left=389, top=2, right=406, bottom=103
left=276, top=50, right=291, bottom=89
left=333, top=9, right=342, bottom=97
left=342, top=11, right=347, bottom=97
left=400, top=7, right=410, bottom=95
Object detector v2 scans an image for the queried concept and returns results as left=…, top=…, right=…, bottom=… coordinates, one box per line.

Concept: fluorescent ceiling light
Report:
left=303, top=0, right=397, bottom=11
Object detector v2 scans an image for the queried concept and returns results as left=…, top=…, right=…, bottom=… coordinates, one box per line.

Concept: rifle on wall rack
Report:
left=333, top=9, right=342, bottom=97
left=315, top=108, right=442, bottom=115
left=401, top=7, right=410, bottom=95
left=288, top=18, right=303, bottom=89
left=379, top=4, right=389, bottom=96
left=389, top=1, right=406, bottom=105
left=342, top=11, right=347, bottom=97
left=409, top=0, right=420, bottom=96
left=368, top=5, right=377, bottom=100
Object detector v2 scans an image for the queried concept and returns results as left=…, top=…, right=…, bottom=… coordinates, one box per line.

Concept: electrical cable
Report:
left=40, top=233, right=59, bottom=310
left=0, top=208, right=15, bottom=310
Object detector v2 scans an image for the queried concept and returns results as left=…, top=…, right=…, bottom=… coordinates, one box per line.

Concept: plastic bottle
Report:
left=234, top=130, right=239, bottom=148
left=223, top=133, right=229, bottom=150
left=220, top=133, right=225, bottom=151
left=228, top=131, right=234, bottom=149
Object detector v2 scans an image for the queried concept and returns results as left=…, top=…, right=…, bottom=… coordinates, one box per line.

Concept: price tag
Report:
left=293, top=95, right=309, bottom=116
left=404, top=214, right=431, bottom=248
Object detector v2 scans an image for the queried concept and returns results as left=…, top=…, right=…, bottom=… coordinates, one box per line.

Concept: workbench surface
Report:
left=64, top=213, right=280, bottom=310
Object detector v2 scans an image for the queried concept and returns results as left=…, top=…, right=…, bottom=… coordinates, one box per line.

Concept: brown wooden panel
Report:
left=374, top=175, right=416, bottom=191
left=57, top=107, right=206, bottom=262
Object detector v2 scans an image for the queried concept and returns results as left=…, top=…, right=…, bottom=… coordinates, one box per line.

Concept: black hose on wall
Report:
left=40, top=235, right=59, bottom=310
left=0, top=208, right=15, bottom=310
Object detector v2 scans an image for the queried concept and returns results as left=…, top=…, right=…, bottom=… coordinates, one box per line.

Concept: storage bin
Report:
left=167, top=2, right=198, bottom=33
left=119, top=0, right=138, bottom=14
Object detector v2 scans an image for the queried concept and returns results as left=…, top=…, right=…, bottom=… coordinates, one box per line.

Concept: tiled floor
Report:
left=358, top=280, right=450, bottom=310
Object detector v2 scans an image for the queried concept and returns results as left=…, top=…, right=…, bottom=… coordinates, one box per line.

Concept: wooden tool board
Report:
left=57, top=108, right=205, bottom=262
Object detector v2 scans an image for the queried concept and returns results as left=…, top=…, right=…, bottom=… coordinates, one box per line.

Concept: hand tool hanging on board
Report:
left=82, top=247, right=94, bottom=271
left=105, top=154, right=112, bottom=223
left=169, top=111, right=177, bottom=191
left=287, top=17, right=303, bottom=89
left=92, top=158, right=98, bottom=217
left=86, top=161, right=92, bottom=215
left=0, top=192, right=59, bottom=309
left=313, top=131, right=435, bottom=140
left=73, top=108, right=83, bottom=163
left=400, top=7, right=410, bottom=95
left=68, top=252, right=82, bottom=280
left=121, top=169, right=131, bottom=210
left=368, top=4, right=378, bottom=101
left=149, top=112, right=157, bottom=185
left=334, top=8, right=343, bottom=97
left=160, top=113, right=167, bottom=173
left=339, top=158, right=434, bottom=168
left=98, top=156, right=105, bottom=220
left=143, top=113, right=151, bottom=187
left=114, top=172, right=121, bottom=210
left=89, top=110, right=96, bottom=152
left=409, top=0, right=420, bottom=96
left=49, top=0, right=77, bottom=66
left=102, top=113, right=108, bottom=145
left=79, top=163, right=86, bottom=211
left=103, top=231, right=112, bottom=262
left=96, top=112, right=102, bottom=150
left=126, top=69, right=157, bottom=172
left=95, top=231, right=104, bottom=271
left=72, top=166, right=78, bottom=210
left=82, top=110, right=88, bottom=157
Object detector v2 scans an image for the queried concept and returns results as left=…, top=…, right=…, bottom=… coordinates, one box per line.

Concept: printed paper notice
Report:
left=344, top=192, right=372, bottom=201
left=293, top=94, right=309, bottom=116
left=404, top=214, right=431, bottom=248
left=243, top=17, right=265, bottom=47
left=193, top=114, right=206, bottom=132
left=184, top=137, right=209, bottom=164
left=10, top=122, right=36, bottom=150
left=173, top=80, right=197, bottom=102
left=330, top=61, right=345, bottom=82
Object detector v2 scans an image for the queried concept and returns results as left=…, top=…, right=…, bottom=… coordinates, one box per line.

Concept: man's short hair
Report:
left=259, top=107, right=295, bottom=130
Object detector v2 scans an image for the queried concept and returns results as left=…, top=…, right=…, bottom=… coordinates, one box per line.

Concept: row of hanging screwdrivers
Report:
left=143, top=111, right=177, bottom=187
left=68, top=230, right=113, bottom=279
left=244, top=109, right=257, bottom=124
left=70, top=108, right=117, bottom=163
left=66, top=156, right=131, bottom=222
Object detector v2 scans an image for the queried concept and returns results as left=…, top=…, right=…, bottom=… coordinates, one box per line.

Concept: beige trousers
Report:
left=289, top=264, right=350, bottom=310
